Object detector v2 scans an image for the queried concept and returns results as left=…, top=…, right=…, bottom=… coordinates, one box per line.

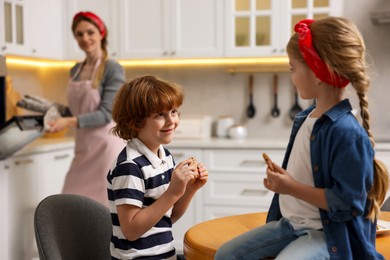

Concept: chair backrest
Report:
left=34, top=194, right=112, bottom=260
left=381, top=196, right=390, bottom=212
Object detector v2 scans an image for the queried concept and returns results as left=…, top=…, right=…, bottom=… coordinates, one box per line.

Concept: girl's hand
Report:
left=263, top=162, right=297, bottom=195
left=167, top=159, right=198, bottom=198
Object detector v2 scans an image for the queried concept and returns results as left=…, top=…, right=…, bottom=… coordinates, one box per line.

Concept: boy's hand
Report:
left=168, top=159, right=199, bottom=197
left=187, top=162, right=208, bottom=191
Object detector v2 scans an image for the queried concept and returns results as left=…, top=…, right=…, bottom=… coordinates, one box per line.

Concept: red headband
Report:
left=73, top=11, right=106, bottom=38
left=294, top=19, right=349, bottom=88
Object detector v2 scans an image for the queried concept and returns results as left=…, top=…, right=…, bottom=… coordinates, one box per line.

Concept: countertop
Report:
left=12, top=136, right=390, bottom=158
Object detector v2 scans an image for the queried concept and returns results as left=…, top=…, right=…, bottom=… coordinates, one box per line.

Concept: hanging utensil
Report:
left=289, top=87, right=303, bottom=121
left=247, top=74, right=256, bottom=118
left=271, top=74, right=280, bottom=117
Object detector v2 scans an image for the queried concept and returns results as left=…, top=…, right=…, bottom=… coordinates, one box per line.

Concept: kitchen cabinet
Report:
left=224, top=0, right=343, bottom=57
left=37, top=148, right=73, bottom=201
left=169, top=148, right=203, bottom=253
left=202, top=148, right=284, bottom=220
left=1, top=0, right=28, bottom=56
left=65, top=0, right=120, bottom=60
left=1, top=0, right=65, bottom=59
left=118, top=0, right=223, bottom=59
left=0, top=145, right=74, bottom=260
left=4, top=153, right=40, bottom=260
left=27, top=0, right=64, bottom=60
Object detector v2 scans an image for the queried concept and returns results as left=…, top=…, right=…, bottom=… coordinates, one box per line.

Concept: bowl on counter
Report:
left=228, top=124, right=248, bottom=139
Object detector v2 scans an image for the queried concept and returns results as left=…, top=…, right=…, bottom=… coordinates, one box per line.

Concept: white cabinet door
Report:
left=119, top=0, right=223, bottom=59
left=0, top=160, right=10, bottom=260
left=38, top=148, right=74, bottom=202
left=225, top=0, right=343, bottom=57
left=1, top=0, right=29, bottom=56
left=65, top=0, right=119, bottom=60
left=168, top=148, right=203, bottom=253
left=27, top=0, right=64, bottom=60
left=6, top=153, right=40, bottom=260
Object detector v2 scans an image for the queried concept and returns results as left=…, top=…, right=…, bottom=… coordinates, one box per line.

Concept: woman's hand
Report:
left=47, top=117, right=77, bottom=132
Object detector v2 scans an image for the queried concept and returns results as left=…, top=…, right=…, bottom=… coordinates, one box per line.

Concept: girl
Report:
left=215, top=17, right=389, bottom=260
left=107, top=75, right=208, bottom=259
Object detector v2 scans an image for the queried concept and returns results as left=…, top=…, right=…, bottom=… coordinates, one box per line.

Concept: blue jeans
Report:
left=214, top=218, right=329, bottom=260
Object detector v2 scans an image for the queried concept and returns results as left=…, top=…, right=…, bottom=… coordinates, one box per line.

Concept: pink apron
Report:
left=62, top=59, right=124, bottom=206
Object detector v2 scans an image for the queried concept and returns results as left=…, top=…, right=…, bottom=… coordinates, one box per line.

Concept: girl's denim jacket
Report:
left=266, top=99, right=384, bottom=260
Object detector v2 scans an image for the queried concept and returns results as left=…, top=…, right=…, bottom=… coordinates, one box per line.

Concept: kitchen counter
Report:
left=10, top=136, right=390, bottom=157
left=11, top=136, right=75, bottom=157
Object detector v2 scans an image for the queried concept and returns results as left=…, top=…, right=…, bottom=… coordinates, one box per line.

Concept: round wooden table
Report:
left=184, top=212, right=390, bottom=260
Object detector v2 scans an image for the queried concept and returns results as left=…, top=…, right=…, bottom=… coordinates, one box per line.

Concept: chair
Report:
left=381, top=196, right=390, bottom=212
left=34, top=194, right=112, bottom=260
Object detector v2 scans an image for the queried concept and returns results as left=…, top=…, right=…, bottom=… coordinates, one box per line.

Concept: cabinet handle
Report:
left=170, top=51, right=176, bottom=56
left=54, top=154, right=70, bottom=160
left=241, top=189, right=269, bottom=196
left=240, top=160, right=266, bottom=167
left=162, top=51, right=168, bottom=55
left=32, top=49, right=36, bottom=53
left=280, top=48, right=285, bottom=53
left=14, top=159, right=34, bottom=165
left=171, top=153, right=185, bottom=158
left=1, top=46, right=6, bottom=51
left=272, top=49, right=277, bottom=53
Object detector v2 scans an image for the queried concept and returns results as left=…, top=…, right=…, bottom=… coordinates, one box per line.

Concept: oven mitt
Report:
left=16, top=94, right=70, bottom=116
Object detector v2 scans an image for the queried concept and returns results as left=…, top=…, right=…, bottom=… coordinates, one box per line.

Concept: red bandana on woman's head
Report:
left=73, top=11, right=106, bottom=38
left=294, top=19, right=349, bottom=88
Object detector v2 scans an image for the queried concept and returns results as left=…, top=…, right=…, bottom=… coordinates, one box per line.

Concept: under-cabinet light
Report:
left=5, top=56, right=289, bottom=68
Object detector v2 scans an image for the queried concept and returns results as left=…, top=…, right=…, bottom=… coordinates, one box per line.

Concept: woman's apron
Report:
left=62, top=59, right=124, bottom=206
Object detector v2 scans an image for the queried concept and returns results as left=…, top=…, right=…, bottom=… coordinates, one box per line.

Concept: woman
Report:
left=48, top=11, right=125, bottom=206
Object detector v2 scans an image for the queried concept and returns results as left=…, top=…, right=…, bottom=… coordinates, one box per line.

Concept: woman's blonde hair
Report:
left=287, top=17, right=389, bottom=220
left=72, top=15, right=108, bottom=88
left=111, top=75, right=184, bottom=141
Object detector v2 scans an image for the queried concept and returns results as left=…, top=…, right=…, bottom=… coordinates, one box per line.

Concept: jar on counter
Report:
left=216, top=116, right=234, bottom=138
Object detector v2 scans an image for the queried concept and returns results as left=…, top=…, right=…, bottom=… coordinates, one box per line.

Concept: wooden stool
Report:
left=184, top=212, right=390, bottom=260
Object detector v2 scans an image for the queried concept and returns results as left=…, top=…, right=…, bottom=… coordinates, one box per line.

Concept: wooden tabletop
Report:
left=184, top=212, right=390, bottom=260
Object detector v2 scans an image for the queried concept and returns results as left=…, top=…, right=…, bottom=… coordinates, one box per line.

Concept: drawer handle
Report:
left=171, top=153, right=185, bottom=158
left=14, top=159, right=34, bottom=165
left=240, top=160, right=266, bottom=167
left=54, top=154, right=70, bottom=160
left=241, top=189, right=269, bottom=196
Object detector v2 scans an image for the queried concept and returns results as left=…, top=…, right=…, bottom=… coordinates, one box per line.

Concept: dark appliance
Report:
left=0, top=55, right=44, bottom=160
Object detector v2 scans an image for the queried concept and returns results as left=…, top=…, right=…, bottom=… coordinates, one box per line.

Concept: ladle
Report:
left=271, top=74, right=280, bottom=117
left=289, top=88, right=303, bottom=121
left=247, top=74, right=256, bottom=118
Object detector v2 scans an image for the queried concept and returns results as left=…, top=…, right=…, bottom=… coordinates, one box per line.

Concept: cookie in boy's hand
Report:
left=189, top=157, right=200, bottom=178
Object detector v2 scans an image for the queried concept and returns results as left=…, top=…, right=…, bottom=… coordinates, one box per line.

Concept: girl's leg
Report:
left=276, top=229, right=329, bottom=260
left=214, top=218, right=297, bottom=260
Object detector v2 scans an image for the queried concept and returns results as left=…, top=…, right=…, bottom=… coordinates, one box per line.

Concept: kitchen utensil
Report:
left=247, top=74, right=256, bottom=118
left=289, top=88, right=303, bottom=121
left=228, top=124, right=248, bottom=139
left=216, top=116, right=234, bottom=138
left=271, top=74, right=280, bottom=117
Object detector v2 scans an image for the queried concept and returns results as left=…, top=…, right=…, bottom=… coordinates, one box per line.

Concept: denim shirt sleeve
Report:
left=320, top=124, right=374, bottom=223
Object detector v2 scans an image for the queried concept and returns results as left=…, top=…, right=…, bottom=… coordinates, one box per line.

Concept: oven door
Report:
left=0, top=115, right=44, bottom=160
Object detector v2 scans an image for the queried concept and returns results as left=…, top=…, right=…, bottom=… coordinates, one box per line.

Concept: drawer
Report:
left=205, top=149, right=285, bottom=172
left=203, top=173, right=274, bottom=207
left=202, top=205, right=267, bottom=221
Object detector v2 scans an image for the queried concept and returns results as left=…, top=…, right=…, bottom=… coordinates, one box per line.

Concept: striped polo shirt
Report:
left=107, top=138, right=176, bottom=259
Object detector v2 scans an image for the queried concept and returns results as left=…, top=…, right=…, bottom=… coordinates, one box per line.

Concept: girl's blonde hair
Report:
left=72, top=15, right=108, bottom=88
left=287, top=17, right=389, bottom=220
left=111, top=75, right=184, bottom=141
